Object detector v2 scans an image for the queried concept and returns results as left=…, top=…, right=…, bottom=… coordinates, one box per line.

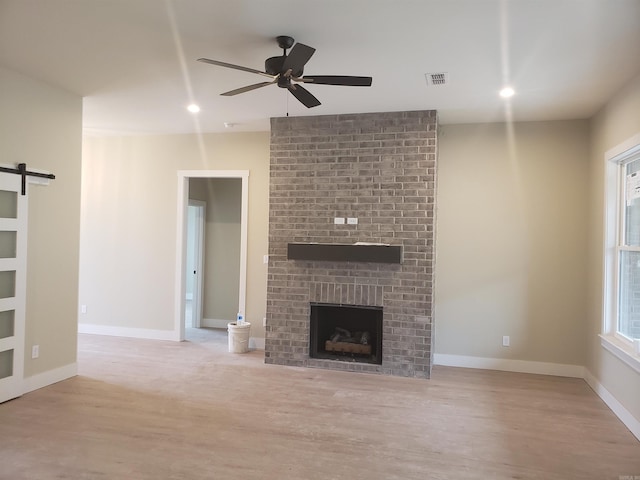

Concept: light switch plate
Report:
left=334, top=217, right=345, bottom=225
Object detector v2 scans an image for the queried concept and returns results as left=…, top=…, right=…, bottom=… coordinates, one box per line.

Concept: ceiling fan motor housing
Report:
left=265, top=56, right=303, bottom=78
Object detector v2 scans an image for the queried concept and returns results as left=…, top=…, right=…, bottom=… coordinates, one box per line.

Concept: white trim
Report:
left=175, top=170, right=249, bottom=341
left=434, top=353, right=640, bottom=440
left=78, top=323, right=179, bottom=341
left=604, top=132, right=640, bottom=161
left=22, top=363, right=77, bottom=395
left=175, top=174, right=188, bottom=341
left=602, top=156, right=618, bottom=334
left=250, top=337, right=265, bottom=350
left=178, top=170, right=249, bottom=179
left=201, top=318, right=230, bottom=329
left=602, top=133, right=640, bottom=355
left=433, top=353, right=585, bottom=378
left=239, top=174, right=249, bottom=316
left=599, top=334, right=640, bottom=374
left=584, top=369, right=640, bottom=441
left=187, top=199, right=206, bottom=328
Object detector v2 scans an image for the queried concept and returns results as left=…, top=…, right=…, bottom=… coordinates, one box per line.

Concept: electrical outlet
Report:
left=81, top=304, right=87, bottom=314
left=31, top=345, right=39, bottom=359
left=502, top=336, right=510, bottom=347
left=263, top=317, right=267, bottom=327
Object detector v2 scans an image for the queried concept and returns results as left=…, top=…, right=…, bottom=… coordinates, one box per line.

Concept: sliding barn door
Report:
left=0, top=173, right=27, bottom=403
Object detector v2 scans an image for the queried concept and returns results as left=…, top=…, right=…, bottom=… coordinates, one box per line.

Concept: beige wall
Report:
left=0, top=66, right=82, bottom=378
left=78, top=95, right=639, bottom=427
left=77, top=79, right=639, bottom=427
left=435, top=120, right=589, bottom=366
left=81, top=119, right=593, bottom=369
left=79, top=132, right=269, bottom=336
left=588, top=72, right=640, bottom=422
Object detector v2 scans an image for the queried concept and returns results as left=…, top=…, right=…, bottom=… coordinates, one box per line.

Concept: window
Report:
left=603, top=134, right=640, bottom=372
left=618, top=157, right=640, bottom=340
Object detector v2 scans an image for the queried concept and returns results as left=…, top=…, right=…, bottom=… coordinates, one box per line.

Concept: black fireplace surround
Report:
left=309, top=303, right=383, bottom=365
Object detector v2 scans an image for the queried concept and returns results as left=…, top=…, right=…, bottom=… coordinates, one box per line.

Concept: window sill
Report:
left=599, top=334, right=640, bottom=374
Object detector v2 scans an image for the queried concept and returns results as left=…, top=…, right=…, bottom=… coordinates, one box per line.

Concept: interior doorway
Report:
left=185, top=200, right=205, bottom=328
left=175, top=170, right=249, bottom=341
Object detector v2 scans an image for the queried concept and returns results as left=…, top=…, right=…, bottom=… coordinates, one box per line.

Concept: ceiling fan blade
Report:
left=282, top=43, right=315, bottom=74
left=300, top=75, right=373, bottom=87
left=197, top=58, right=274, bottom=79
left=287, top=84, right=321, bottom=108
left=221, top=81, right=275, bottom=96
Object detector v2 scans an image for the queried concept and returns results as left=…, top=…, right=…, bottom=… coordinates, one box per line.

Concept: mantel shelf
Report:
left=287, top=243, right=403, bottom=264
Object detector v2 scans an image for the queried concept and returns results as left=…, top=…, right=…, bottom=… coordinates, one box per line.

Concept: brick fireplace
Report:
left=265, top=110, right=437, bottom=378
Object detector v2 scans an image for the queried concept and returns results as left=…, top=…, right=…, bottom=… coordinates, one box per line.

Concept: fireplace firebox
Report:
left=309, top=303, right=383, bottom=365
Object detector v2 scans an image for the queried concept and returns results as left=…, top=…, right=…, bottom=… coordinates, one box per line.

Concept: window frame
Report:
left=602, top=134, right=640, bottom=373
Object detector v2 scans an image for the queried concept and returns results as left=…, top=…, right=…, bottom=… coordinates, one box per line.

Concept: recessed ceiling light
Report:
left=187, top=104, right=200, bottom=113
left=499, top=87, right=515, bottom=98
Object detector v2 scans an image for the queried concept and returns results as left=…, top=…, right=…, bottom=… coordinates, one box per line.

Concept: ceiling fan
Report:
left=197, top=35, right=372, bottom=108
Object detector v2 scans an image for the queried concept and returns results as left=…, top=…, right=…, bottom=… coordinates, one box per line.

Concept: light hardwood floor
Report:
left=1, top=329, right=638, bottom=479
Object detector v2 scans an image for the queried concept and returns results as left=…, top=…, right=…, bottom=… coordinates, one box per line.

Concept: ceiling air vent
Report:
left=425, top=72, right=449, bottom=86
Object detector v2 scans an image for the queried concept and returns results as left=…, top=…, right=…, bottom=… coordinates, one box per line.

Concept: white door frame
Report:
left=175, top=170, right=249, bottom=341
left=0, top=173, right=27, bottom=403
left=187, top=200, right=206, bottom=329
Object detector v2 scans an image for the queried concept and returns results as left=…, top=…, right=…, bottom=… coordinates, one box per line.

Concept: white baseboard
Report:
left=250, top=337, right=265, bottom=350
left=434, top=353, right=639, bottom=442
left=22, top=362, right=77, bottom=395
left=200, top=318, right=230, bottom=329
left=584, top=369, right=640, bottom=441
left=433, top=353, right=585, bottom=378
left=78, top=323, right=179, bottom=341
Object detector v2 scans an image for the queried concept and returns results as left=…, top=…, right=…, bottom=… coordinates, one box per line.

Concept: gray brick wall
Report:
left=265, top=111, right=438, bottom=378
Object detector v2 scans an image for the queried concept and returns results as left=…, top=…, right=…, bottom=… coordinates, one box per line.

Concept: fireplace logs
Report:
left=309, top=303, right=383, bottom=365
left=325, top=327, right=372, bottom=355
left=325, top=340, right=372, bottom=355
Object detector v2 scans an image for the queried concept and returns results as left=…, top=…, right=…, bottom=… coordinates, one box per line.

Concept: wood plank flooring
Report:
left=1, top=328, right=638, bottom=479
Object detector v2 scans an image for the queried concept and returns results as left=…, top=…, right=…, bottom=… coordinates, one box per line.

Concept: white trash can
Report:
left=227, top=322, right=251, bottom=353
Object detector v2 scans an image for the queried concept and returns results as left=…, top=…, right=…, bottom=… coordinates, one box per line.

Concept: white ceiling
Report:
left=1, top=0, right=639, bottom=135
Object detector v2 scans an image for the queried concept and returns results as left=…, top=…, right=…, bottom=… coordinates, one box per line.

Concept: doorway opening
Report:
left=185, top=200, right=205, bottom=328
left=175, top=170, right=249, bottom=341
